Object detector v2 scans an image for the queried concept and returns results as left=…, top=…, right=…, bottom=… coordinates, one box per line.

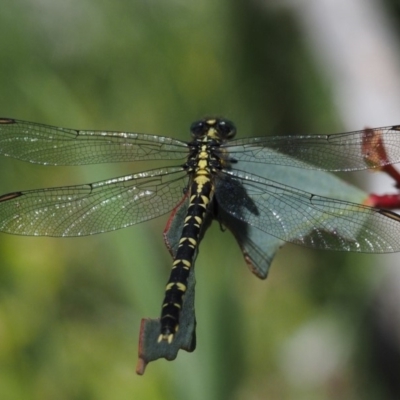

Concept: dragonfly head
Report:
left=190, top=118, right=236, bottom=141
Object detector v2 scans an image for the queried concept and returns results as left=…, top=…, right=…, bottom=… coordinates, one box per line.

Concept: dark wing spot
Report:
left=378, top=209, right=400, bottom=222
left=0, top=191, right=23, bottom=202
left=0, top=118, right=16, bottom=125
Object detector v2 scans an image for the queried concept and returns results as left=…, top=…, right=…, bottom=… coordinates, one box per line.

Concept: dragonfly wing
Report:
left=0, top=166, right=188, bottom=236
left=0, top=118, right=188, bottom=165
left=216, top=170, right=400, bottom=253
left=218, top=204, right=283, bottom=279
left=225, top=125, right=400, bottom=171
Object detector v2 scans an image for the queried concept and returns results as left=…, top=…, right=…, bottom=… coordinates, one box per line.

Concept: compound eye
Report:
left=217, top=119, right=236, bottom=138
left=190, top=120, right=206, bottom=137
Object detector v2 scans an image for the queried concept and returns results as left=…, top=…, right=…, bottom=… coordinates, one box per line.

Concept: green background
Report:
left=0, top=1, right=399, bottom=399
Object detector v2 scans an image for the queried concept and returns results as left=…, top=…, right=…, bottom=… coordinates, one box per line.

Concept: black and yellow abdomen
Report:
left=158, top=177, right=214, bottom=342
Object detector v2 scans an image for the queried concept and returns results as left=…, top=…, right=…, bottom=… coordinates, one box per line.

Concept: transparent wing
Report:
left=216, top=169, right=400, bottom=253
left=0, top=118, right=189, bottom=165
left=225, top=125, right=400, bottom=171
left=0, top=166, right=188, bottom=236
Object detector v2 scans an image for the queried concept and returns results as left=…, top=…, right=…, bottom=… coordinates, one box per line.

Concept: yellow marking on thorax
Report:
left=194, top=175, right=210, bottom=186
left=197, top=159, right=208, bottom=170
left=206, top=127, right=218, bottom=139
left=198, top=148, right=208, bottom=157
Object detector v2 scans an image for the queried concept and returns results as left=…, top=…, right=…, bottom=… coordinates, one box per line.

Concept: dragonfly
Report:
left=0, top=117, right=400, bottom=343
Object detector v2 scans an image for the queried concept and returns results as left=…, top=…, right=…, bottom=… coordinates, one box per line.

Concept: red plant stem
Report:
left=368, top=193, right=400, bottom=209
left=381, top=164, right=400, bottom=189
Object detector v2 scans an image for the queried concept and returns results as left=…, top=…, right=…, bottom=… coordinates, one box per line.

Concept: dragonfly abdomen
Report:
left=158, top=177, right=214, bottom=343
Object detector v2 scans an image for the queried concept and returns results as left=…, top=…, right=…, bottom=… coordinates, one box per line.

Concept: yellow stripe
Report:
left=176, top=283, right=187, bottom=292
left=182, top=259, right=191, bottom=267
left=201, top=195, right=210, bottom=205
left=188, top=238, right=197, bottom=245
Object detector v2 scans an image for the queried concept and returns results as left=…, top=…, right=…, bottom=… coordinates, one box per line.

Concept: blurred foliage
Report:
left=0, top=0, right=396, bottom=399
